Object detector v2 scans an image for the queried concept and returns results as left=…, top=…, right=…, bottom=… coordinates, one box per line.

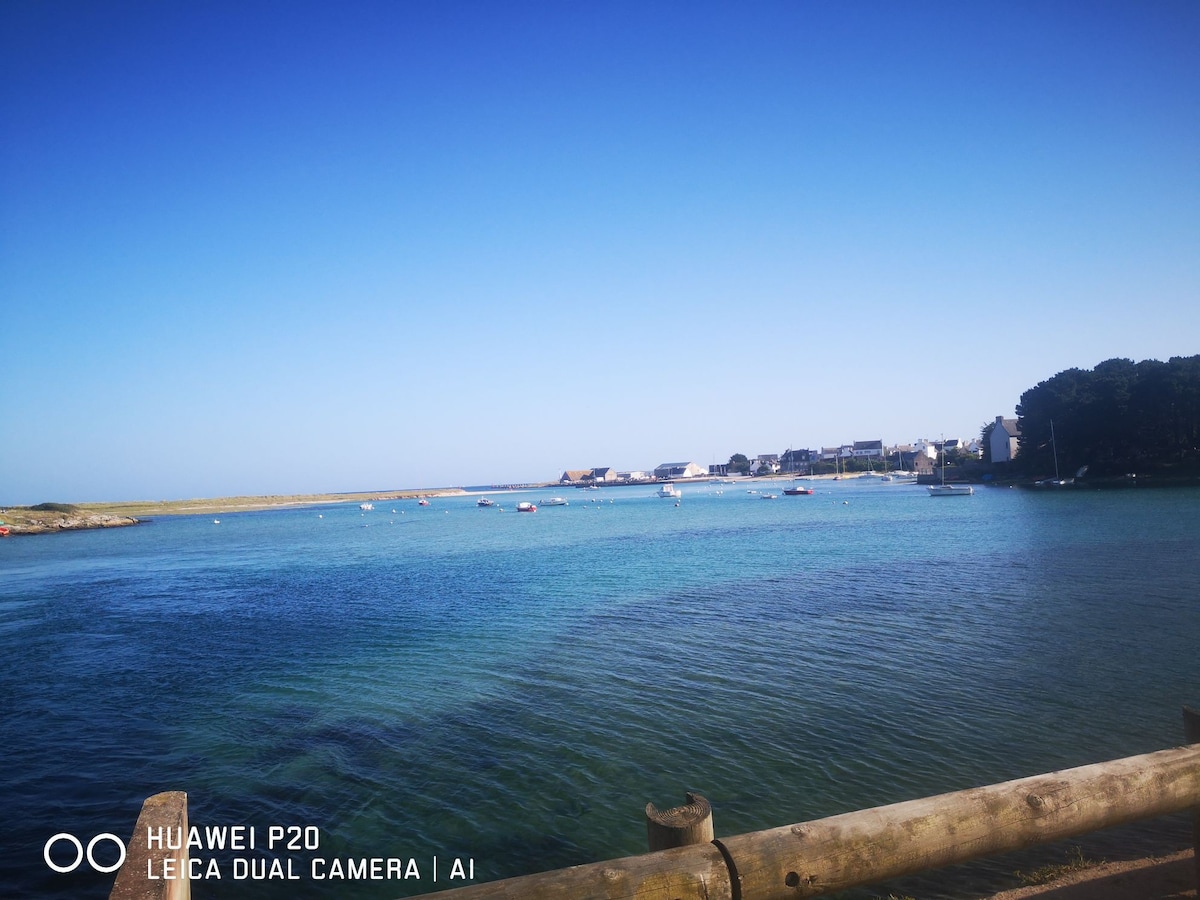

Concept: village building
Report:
left=852, top=439, right=884, bottom=458
left=653, top=461, right=707, bottom=480
left=990, top=416, right=1021, bottom=463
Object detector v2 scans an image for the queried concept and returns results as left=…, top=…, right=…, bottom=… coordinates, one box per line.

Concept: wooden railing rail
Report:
left=422, top=731, right=1200, bottom=899
left=105, top=711, right=1200, bottom=900
left=109, top=791, right=189, bottom=900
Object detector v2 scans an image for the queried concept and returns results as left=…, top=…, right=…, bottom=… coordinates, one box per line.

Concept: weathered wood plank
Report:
left=109, top=791, right=189, bottom=900
left=720, top=744, right=1200, bottom=899
left=423, top=743, right=1200, bottom=900
left=409, top=841, right=733, bottom=900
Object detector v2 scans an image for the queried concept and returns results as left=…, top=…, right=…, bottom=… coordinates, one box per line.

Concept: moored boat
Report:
left=516, top=501, right=537, bottom=513
left=477, top=498, right=496, bottom=507
left=656, top=484, right=681, bottom=499
left=782, top=486, right=814, bottom=495
left=541, top=497, right=568, bottom=506
left=928, top=437, right=973, bottom=496
left=927, top=484, right=974, bottom=496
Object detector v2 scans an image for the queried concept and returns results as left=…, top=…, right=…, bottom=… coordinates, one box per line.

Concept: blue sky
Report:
left=2, top=1, right=1197, bottom=503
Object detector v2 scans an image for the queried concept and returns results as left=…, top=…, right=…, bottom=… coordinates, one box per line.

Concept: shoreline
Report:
left=982, top=848, right=1195, bottom=899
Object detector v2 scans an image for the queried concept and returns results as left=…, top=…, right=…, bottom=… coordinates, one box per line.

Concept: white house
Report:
left=654, top=462, right=707, bottom=479
left=990, top=416, right=1021, bottom=463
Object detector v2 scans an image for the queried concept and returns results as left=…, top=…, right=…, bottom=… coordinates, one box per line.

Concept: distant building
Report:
left=654, top=461, right=707, bottom=479
left=749, top=454, right=780, bottom=474
left=852, top=440, right=884, bottom=458
left=591, top=466, right=617, bottom=483
left=990, top=416, right=1021, bottom=463
left=560, top=469, right=591, bottom=484
left=780, top=448, right=813, bottom=472
left=914, top=439, right=938, bottom=460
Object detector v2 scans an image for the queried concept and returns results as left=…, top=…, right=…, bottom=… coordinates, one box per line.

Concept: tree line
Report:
left=1009, top=356, right=1200, bottom=477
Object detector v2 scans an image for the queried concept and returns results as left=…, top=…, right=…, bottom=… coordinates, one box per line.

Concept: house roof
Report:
left=998, top=418, right=1020, bottom=435
left=853, top=440, right=883, bottom=451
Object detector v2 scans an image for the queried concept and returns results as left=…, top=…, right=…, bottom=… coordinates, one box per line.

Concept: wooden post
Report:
left=645, top=792, right=715, bottom=851
left=422, top=743, right=1200, bottom=900
left=1184, top=705, right=1200, bottom=892
left=109, top=791, right=189, bottom=900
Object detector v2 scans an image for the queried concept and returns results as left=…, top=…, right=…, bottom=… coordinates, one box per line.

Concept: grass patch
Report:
left=1015, top=845, right=1102, bottom=886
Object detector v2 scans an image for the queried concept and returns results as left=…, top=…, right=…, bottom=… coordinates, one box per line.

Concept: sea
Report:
left=2, top=479, right=1198, bottom=899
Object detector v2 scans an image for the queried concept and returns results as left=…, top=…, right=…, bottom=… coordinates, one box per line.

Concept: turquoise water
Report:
left=2, top=481, right=1198, bottom=898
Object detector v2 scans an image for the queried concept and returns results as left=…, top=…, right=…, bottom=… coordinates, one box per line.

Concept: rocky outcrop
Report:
left=0, top=513, right=140, bottom=535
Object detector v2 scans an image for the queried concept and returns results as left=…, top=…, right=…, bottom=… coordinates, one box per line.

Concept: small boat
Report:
left=359, top=502, right=374, bottom=511
left=928, top=437, right=973, bottom=496
left=761, top=493, right=778, bottom=500
left=477, top=498, right=496, bottom=507
left=927, top=484, right=974, bottom=496
left=782, top=486, right=814, bottom=495
left=417, top=498, right=430, bottom=506
left=541, top=497, right=569, bottom=506
left=657, top=484, right=681, bottom=499
left=0, top=526, right=9, bottom=537
left=516, top=501, right=537, bottom=513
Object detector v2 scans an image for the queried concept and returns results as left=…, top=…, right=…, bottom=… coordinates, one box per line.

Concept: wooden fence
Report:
left=110, top=708, right=1200, bottom=900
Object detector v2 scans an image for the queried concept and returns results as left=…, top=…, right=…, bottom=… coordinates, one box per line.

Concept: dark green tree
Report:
left=1015, top=356, right=1200, bottom=476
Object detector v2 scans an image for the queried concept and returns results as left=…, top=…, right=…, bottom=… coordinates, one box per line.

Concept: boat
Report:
left=1034, top=420, right=1077, bottom=487
left=656, top=484, right=681, bottom=499
left=928, top=437, right=974, bottom=496
left=541, top=497, right=569, bottom=506
left=477, top=498, right=496, bottom=507
left=761, top=493, right=778, bottom=500
left=359, top=502, right=374, bottom=510
left=516, top=501, right=537, bottom=513
left=781, top=447, right=815, bottom=495
left=927, top=483, right=974, bottom=496
left=417, top=498, right=430, bottom=506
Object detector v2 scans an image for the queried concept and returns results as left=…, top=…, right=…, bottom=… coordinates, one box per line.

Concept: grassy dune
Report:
left=0, top=488, right=469, bottom=531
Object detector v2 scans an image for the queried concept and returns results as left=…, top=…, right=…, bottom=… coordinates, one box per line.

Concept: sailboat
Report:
left=1035, top=420, right=1074, bottom=486
left=928, top=437, right=974, bottom=496
left=782, top=447, right=814, bottom=495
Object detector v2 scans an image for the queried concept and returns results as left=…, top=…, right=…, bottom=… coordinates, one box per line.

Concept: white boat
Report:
left=516, top=501, right=537, bottom=513
left=927, top=484, right=974, bottom=496
left=928, top=437, right=973, bottom=496
left=541, top=497, right=569, bottom=506
left=656, top=484, right=681, bottom=499
left=359, top=502, right=374, bottom=510
left=477, top=497, right=496, bottom=507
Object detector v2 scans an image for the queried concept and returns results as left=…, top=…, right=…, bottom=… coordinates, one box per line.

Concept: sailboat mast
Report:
left=1050, top=419, right=1060, bottom=480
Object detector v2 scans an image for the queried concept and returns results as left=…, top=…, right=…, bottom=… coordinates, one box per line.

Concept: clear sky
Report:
left=2, top=1, right=1198, bottom=503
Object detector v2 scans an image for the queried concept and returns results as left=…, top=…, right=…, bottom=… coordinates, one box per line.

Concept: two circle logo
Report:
left=44, top=833, right=126, bottom=874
